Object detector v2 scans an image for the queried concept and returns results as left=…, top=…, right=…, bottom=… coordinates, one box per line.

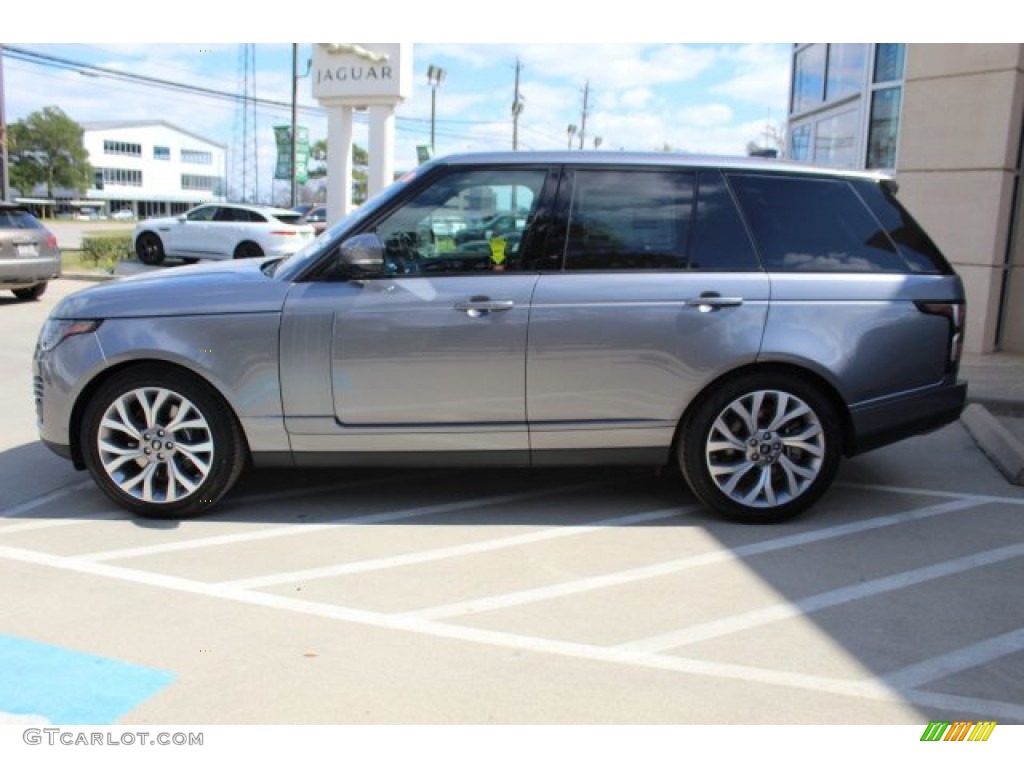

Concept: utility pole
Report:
left=579, top=80, right=590, bottom=151
left=0, top=46, right=9, bottom=202
left=511, top=58, right=524, bottom=151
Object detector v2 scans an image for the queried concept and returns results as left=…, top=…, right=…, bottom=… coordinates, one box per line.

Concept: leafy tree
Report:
left=9, top=106, right=93, bottom=198
left=307, top=140, right=368, bottom=203
left=308, top=140, right=368, bottom=176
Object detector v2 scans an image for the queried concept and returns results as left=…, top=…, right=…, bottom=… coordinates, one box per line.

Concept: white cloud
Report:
left=620, top=88, right=654, bottom=109
left=710, top=43, right=791, bottom=115
left=678, top=104, right=734, bottom=128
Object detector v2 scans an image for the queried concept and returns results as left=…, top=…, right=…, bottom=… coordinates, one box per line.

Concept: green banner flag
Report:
left=274, top=125, right=309, bottom=183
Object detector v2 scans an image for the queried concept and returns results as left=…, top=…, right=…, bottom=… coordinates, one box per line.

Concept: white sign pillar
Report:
left=310, top=44, right=411, bottom=225
left=325, top=105, right=353, bottom=225
left=368, top=104, right=396, bottom=196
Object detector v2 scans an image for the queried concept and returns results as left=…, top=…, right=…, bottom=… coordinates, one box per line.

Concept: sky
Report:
left=1, top=3, right=1008, bottom=204
left=3, top=42, right=790, bottom=203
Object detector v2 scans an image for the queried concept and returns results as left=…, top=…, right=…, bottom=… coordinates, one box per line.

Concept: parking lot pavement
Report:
left=1, top=279, right=1023, bottom=725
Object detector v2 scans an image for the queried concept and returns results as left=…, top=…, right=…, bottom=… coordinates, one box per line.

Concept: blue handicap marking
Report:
left=0, top=634, right=176, bottom=724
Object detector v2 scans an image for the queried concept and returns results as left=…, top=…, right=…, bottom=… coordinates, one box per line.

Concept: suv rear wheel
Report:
left=136, top=232, right=166, bottom=265
left=678, top=372, right=841, bottom=524
left=13, top=283, right=47, bottom=301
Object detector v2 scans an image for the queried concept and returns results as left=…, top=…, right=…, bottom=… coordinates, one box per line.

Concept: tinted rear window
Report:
left=850, top=180, right=952, bottom=274
left=728, top=173, right=912, bottom=273
left=0, top=210, right=44, bottom=230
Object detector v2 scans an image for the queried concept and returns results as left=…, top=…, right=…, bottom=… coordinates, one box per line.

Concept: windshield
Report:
left=272, top=175, right=415, bottom=281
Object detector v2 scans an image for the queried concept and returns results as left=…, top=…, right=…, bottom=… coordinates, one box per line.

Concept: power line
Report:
left=6, top=45, right=506, bottom=140
left=3, top=45, right=323, bottom=117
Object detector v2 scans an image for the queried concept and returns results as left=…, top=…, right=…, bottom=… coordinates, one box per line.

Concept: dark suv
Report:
left=1, top=202, right=61, bottom=300
left=35, top=152, right=966, bottom=522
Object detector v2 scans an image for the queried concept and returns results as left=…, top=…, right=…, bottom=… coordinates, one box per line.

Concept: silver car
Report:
left=1, top=202, right=61, bottom=301
left=34, top=152, right=967, bottom=523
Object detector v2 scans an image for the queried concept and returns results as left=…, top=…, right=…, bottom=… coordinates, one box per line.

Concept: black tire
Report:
left=13, top=283, right=47, bottom=301
left=136, top=232, right=166, bottom=265
left=80, top=365, right=247, bottom=518
left=678, top=372, right=841, bottom=524
left=233, top=241, right=263, bottom=259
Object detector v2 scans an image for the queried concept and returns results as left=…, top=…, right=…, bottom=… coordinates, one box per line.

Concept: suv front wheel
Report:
left=80, top=365, right=247, bottom=518
left=678, top=372, right=841, bottom=524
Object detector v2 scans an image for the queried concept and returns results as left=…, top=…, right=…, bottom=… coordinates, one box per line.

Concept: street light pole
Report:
left=290, top=44, right=298, bottom=208
left=427, top=64, right=446, bottom=155
left=567, top=124, right=577, bottom=150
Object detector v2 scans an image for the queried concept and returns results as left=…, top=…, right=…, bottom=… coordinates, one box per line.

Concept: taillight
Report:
left=269, top=231, right=297, bottom=236
left=44, top=229, right=58, bottom=249
left=915, top=300, right=965, bottom=373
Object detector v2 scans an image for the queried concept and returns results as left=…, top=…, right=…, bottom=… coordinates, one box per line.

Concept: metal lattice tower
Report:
left=229, top=44, right=259, bottom=203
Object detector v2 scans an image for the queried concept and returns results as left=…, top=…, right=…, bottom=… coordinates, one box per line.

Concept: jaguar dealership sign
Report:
left=311, top=43, right=411, bottom=102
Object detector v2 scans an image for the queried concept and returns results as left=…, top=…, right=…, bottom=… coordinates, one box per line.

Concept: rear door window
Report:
left=689, top=172, right=761, bottom=271
left=563, top=170, right=694, bottom=270
left=728, top=173, right=910, bottom=272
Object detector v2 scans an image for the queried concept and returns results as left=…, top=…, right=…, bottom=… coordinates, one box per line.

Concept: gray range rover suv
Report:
left=34, top=152, right=967, bottom=523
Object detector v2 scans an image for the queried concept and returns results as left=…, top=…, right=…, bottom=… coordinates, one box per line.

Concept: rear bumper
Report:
left=847, top=381, right=968, bottom=456
left=0, top=254, right=61, bottom=288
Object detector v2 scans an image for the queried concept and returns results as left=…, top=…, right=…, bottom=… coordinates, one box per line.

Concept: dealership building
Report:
left=80, top=120, right=227, bottom=218
left=16, top=121, right=227, bottom=219
left=787, top=43, right=1024, bottom=355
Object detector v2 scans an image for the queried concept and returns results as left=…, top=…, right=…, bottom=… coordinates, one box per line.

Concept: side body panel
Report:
left=527, top=272, right=770, bottom=452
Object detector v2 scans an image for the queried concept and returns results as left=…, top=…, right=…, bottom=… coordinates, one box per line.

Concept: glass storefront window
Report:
left=792, top=44, right=826, bottom=114
left=790, top=124, right=812, bottom=162
left=874, top=44, right=906, bottom=84
left=826, top=44, right=868, bottom=102
left=867, top=87, right=902, bottom=169
left=813, top=109, right=859, bottom=168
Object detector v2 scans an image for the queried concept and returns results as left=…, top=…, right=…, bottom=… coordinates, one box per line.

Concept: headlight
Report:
left=37, top=319, right=102, bottom=353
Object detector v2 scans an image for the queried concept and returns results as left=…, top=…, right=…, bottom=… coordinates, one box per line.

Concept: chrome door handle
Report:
left=685, top=295, right=744, bottom=313
left=454, top=299, right=515, bottom=318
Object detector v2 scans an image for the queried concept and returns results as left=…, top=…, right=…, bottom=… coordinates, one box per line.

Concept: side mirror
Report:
left=339, top=232, right=385, bottom=275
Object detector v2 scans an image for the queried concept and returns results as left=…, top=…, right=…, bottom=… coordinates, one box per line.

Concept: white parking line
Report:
left=2, top=541, right=1022, bottom=721
left=402, top=496, right=985, bottom=621
left=220, top=506, right=692, bottom=590
left=221, top=469, right=446, bottom=508
left=78, top=481, right=609, bottom=563
left=880, top=628, right=1024, bottom=690
left=0, top=513, right=124, bottom=536
left=617, top=544, right=1024, bottom=653
left=836, top=480, right=1024, bottom=506
left=0, top=480, right=95, bottom=519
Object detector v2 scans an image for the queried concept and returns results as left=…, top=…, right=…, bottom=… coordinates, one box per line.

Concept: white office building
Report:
left=81, top=120, right=227, bottom=218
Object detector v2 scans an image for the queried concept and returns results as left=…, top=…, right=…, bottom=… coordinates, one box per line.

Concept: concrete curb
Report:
left=960, top=403, right=1024, bottom=485
left=60, top=272, right=116, bottom=283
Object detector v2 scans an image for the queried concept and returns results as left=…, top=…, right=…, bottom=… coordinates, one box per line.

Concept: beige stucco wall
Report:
left=999, top=193, right=1024, bottom=352
left=896, top=44, right=1024, bottom=354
